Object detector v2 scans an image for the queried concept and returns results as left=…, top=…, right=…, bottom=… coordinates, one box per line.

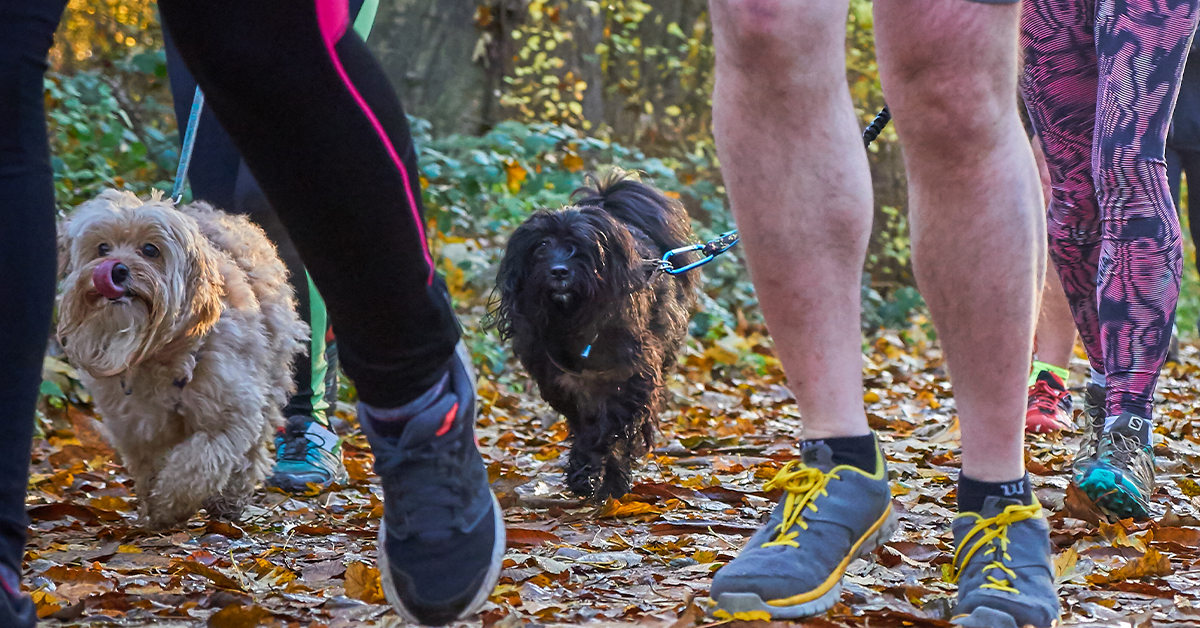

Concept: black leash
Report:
left=658, top=105, right=891, bottom=275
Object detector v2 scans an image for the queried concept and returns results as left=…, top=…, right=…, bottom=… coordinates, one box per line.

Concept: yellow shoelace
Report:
left=761, top=461, right=838, bottom=548
left=950, top=503, right=1042, bottom=595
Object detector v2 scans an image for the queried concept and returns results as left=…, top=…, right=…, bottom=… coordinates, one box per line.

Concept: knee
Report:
left=711, top=0, right=846, bottom=81
left=884, top=48, right=1018, bottom=161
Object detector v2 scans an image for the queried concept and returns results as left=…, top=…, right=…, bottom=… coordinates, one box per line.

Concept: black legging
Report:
left=157, top=0, right=460, bottom=408
left=0, top=0, right=71, bottom=574
left=1, top=0, right=459, bottom=571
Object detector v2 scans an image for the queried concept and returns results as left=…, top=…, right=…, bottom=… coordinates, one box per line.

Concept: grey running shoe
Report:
left=1075, top=383, right=1106, bottom=461
left=1073, top=413, right=1155, bottom=520
left=709, top=439, right=896, bottom=619
left=360, top=343, right=505, bottom=625
left=950, top=496, right=1059, bottom=628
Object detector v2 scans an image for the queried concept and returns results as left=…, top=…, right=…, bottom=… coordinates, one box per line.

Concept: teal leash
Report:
left=170, top=86, right=204, bottom=204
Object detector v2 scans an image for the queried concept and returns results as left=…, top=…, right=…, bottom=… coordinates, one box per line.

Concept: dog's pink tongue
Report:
left=92, top=259, right=125, bottom=300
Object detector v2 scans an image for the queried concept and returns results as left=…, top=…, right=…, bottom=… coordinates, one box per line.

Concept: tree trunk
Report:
left=368, top=0, right=492, bottom=134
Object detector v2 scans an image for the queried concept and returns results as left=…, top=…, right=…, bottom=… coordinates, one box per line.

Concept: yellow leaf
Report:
left=1054, top=547, right=1078, bottom=580
left=562, top=152, right=584, bottom=173
left=117, top=544, right=141, bottom=553
left=665, top=105, right=682, bottom=117
left=1087, top=547, right=1172, bottom=585
left=89, top=495, right=129, bottom=512
left=863, top=390, right=881, bottom=403
left=31, top=590, right=63, bottom=618
left=598, top=499, right=663, bottom=519
left=344, top=562, right=386, bottom=604
left=505, top=160, right=527, bottom=193
left=1176, top=477, right=1200, bottom=497
left=703, top=343, right=738, bottom=366
left=208, top=603, right=272, bottom=628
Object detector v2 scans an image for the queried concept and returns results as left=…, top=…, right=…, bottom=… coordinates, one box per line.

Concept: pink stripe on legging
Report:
left=314, top=0, right=434, bottom=285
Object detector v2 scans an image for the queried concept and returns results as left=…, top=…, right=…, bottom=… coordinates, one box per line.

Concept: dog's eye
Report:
left=140, top=243, right=160, bottom=258
left=537, top=240, right=549, bottom=249
left=97, top=243, right=110, bottom=256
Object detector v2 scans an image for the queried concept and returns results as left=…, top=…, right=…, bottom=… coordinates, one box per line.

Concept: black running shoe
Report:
left=0, top=563, right=35, bottom=628
left=359, top=342, right=504, bottom=625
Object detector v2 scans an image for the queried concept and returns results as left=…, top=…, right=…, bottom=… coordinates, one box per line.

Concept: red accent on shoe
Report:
left=435, top=403, right=458, bottom=437
left=1026, top=378, right=1073, bottom=434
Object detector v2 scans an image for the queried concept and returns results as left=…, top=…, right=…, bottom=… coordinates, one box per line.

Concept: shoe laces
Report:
left=277, top=421, right=336, bottom=465
left=374, top=428, right=475, bottom=535
left=277, top=427, right=313, bottom=463
left=1096, top=431, right=1155, bottom=486
left=951, top=503, right=1042, bottom=595
left=1028, top=381, right=1070, bottom=416
left=761, top=461, right=837, bottom=548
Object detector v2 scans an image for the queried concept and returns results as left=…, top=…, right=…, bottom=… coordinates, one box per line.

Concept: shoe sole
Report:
left=1076, top=467, right=1149, bottom=520
left=712, top=506, right=899, bottom=619
left=377, top=489, right=506, bottom=624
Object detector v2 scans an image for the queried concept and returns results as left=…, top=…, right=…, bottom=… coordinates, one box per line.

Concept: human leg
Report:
left=705, top=0, right=893, bottom=618
left=0, top=0, right=69, bottom=625
left=1091, top=0, right=1197, bottom=419
left=157, top=1, right=499, bottom=623
left=1029, top=136, right=1078, bottom=432
left=1021, top=0, right=1107, bottom=382
left=875, top=0, right=1056, bottom=625
left=1070, top=0, right=1199, bottom=519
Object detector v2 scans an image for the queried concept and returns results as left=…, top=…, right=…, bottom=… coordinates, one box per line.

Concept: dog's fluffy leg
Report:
left=143, top=423, right=261, bottom=529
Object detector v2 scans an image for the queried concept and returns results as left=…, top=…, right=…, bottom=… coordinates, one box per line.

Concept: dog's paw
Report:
left=565, top=463, right=602, bottom=500
left=139, top=508, right=190, bottom=531
left=203, top=496, right=245, bottom=522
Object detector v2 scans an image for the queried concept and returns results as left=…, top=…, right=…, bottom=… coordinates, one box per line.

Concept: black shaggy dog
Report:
left=490, top=171, right=699, bottom=501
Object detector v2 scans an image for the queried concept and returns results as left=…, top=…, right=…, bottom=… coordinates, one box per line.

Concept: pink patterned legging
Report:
left=1021, top=0, right=1199, bottom=418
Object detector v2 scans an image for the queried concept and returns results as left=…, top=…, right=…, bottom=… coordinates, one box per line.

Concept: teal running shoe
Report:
left=267, top=415, right=349, bottom=494
left=709, top=439, right=896, bottom=619
left=1073, top=412, right=1155, bottom=520
left=949, top=497, right=1059, bottom=628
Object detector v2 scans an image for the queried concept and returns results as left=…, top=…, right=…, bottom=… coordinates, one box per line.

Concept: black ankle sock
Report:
left=803, top=434, right=878, bottom=474
left=958, top=473, right=1032, bottom=513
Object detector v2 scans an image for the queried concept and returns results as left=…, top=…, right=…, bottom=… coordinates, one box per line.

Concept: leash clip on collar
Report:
left=659, top=229, right=740, bottom=275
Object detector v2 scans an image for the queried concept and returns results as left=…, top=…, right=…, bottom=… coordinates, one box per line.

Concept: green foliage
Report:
left=46, top=49, right=177, bottom=209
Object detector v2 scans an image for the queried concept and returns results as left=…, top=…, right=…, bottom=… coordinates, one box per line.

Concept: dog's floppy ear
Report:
left=486, top=213, right=549, bottom=338
left=181, top=236, right=224, bottom=341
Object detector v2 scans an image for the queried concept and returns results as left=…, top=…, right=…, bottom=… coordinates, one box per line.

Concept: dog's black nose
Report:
left=112, top=263, right=130, bottom=285
left=550, top=265, right=570, bottom=280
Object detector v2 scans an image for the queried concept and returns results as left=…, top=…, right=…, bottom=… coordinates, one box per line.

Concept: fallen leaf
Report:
left=344, top=561, right=385, bottom=604
left=1054, top=547, right=1079, bottom=580
left=1087, top=547, right=1172, bottom=584
left=207, top=603, right=272, bottom=628
left=506, top=527, right=562, bottom=547
left=174, top=559, right=243, bottom=590
left=1064, top=482, right=1107, bottom=525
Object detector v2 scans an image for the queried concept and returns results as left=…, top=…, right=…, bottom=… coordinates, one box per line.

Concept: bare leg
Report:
left=710, top=0, right=871, bottom=439
left=874, top=0, right=1042, bottom=482
left=1032, top=136, right=1077, bottom=369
